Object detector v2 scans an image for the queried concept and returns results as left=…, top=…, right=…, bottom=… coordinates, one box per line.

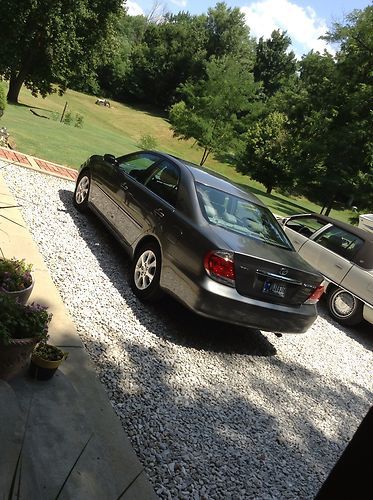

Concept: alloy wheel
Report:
left=134, top=250, right=157, bottom=290
left=75, top=176, right=90, bottom=204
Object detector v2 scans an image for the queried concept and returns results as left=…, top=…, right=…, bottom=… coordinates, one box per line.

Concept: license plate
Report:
left=262, top=280, right=286, bottom=298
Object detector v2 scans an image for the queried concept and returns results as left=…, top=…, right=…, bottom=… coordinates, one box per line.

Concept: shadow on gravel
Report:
left=58, top=189, right=276, bottom=357
left=317, top=300, right=373, bottom=353
left=83, top=333, right=372, bottom=499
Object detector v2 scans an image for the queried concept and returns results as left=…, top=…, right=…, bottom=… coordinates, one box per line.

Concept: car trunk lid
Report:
left=209, top=225, right=323, bottom=305
left=234, top=251, right=322, bottom=305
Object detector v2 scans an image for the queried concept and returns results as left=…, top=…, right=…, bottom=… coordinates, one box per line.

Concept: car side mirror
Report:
left=103, top=153, right=118, bottom=166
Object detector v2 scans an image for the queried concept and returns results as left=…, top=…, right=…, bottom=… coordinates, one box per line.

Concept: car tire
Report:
left=130, top=242, right=163, bottom=302
left=327, top=287, right=363, bottom=326
left=73, top=170, right=91, bottom=212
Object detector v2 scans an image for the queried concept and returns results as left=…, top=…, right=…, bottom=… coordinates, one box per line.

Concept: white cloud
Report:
left=170, top=0, right=187, bottom=7
left=241, top=0, right=331, bottom=57
left=125, top=0, right=144, bottom=16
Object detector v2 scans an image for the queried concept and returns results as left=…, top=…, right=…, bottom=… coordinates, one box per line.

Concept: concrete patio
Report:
left=0, top=161, right=157, bottom=499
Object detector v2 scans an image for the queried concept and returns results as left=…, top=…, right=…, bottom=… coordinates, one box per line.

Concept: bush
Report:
left=137, top=134, right=158, bottom=150
left=74, top=113, right=84, bottom=128
left=63, top=111, right=73, bottom=125
left=50, top=111, right=60, bottom=121
left=0, top=82, right=6, bottom=116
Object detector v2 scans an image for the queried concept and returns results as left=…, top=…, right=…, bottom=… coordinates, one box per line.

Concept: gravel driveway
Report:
left=2, top=162, right=372, bottom=500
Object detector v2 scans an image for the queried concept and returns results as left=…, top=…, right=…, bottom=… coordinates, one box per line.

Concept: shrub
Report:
left=63, top=111, right=73, bottom=125
left=74, top=113, right=84, bottom=128
left=137, top=134, right=158, bottom=150
left=50, top=111, right=60, bottom=121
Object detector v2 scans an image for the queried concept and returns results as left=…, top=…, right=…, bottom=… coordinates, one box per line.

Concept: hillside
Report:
left=1, top=85, right=355, bottom=222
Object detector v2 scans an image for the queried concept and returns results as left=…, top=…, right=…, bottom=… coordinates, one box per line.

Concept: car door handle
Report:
left=153, top=208, right=165, bottom=218
left=120, top=183, right=128, bottom=191
left=335, top=263, right=343, bottom=269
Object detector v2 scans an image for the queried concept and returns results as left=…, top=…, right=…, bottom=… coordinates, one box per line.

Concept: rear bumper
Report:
left=166, top=273, right=318, bottom=334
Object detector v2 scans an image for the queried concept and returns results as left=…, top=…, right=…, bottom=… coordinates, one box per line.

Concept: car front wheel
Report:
left=327, top=287, right=363, bottom=326
left=73, top=171, right=91, bottom=212
left=130, top=242, right=163, bottom=301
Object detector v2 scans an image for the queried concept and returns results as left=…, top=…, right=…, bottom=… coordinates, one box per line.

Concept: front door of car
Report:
left=282, top=216, right=326, bottom=251
left=124, top=160, right=181, bottom=245
left=102, top=152, right=161, bottom=244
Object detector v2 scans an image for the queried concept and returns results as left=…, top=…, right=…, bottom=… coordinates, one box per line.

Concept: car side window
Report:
left=285, top=217, right=325, bottom=238
left=145, top=160, right=180, bottom=206
left=314, top=226, right=364, bottom=259
left=117, top=153, right=159, bottom=183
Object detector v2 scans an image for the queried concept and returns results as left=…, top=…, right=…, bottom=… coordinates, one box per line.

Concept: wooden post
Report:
left=60, top=101, right=68, bottom=123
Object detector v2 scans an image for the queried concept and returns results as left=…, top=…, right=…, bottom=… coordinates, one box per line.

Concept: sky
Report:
left=124, top=0, right=371, bottom=57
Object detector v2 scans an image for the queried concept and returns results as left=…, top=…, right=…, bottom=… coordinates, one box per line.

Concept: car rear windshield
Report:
left=196, top=183, right=292, bottom=249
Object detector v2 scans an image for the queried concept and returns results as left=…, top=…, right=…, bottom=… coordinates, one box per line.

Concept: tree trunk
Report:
left=7, top=47, right=36, bottom=104
left=324, top=197, right=335, bottom=216
left=200, top=148, right=211, bottom=166
left=7, top=73, right=25, bottom=104
left=266, top=185, right=273, bottom=195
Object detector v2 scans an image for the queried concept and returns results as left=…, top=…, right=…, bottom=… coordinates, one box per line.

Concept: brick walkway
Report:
left=0, top=146, right=78, bottom=181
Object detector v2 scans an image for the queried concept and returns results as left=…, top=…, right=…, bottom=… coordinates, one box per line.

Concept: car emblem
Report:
left=279, top=267, right=289, bottom=276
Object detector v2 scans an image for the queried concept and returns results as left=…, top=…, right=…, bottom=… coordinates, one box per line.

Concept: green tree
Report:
left=269, top=6, right=373, bottom=215
left=126, top=12, right=208, bottom=107
left=234, top=112, right=292, bottom=194
left=205, top=2, right=255, bottom=62
left=118, top=2, right=256, bottom=108
left=169, top=56, right=259, bottom=165
left=253, top=30, right=297, bottom=97
left=0, top=0, right=122, bottom=103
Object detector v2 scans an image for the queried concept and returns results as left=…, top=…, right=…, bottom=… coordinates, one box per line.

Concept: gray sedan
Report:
left=73, top=151, right=324, bottom=333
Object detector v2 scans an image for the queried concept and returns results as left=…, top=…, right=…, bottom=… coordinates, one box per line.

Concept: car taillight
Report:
left=305, top=284, right=324, bottom=304
left=204, top=250, right=235, bottom=287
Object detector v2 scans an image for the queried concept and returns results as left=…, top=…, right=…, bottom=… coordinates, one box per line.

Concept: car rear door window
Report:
left=144, top=161, right=180, bottom=206
left=117, top=153, right=159, bottom=183
left=314, top=226, right=364, bottom=259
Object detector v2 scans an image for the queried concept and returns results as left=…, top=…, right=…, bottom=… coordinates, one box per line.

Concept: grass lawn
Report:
left=1, top=84, right=355, bottom=223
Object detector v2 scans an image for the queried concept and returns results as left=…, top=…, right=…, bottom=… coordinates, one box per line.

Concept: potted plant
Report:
left=29, top=342, right=68, bottom=380
left=0, top=257, right=34, bottom=304
left=0, top=293, right=51, bottom=380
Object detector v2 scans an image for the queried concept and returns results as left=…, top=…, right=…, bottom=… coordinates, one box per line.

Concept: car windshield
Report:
left=196, top=183, right=292, bottom=249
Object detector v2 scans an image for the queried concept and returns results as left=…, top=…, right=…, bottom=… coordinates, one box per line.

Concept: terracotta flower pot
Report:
left=0, top=337, right=39, bottom=380
left=4, top=276, right=34, bottom=305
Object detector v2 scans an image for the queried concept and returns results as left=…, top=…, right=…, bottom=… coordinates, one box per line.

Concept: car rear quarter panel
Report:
left=341, top=266, right=373, bottom=307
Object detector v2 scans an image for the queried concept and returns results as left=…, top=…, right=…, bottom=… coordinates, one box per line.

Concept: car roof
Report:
left=170, top=156, right=266, bottom=208
left=291, top=213, right=373, bottom=242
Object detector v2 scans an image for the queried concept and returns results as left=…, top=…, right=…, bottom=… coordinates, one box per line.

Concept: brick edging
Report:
left=0, top=146, right=78, bottom=181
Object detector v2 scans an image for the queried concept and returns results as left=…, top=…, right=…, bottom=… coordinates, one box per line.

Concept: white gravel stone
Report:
left=1, top=161, right=372, bottom=500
